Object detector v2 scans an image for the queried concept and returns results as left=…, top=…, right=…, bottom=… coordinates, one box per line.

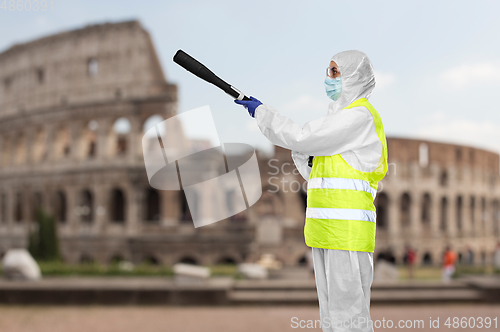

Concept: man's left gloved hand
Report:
left=234, top=96, right=262, bottom=118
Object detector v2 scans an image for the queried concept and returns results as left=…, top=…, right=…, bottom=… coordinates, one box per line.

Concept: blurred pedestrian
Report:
left=465, top=245, right=474, bottom=265
left=442, top=246, right=457, bottom=283
left=494, top=242, right=500, bottom=271
left=383, top=246, right=396, bottom=264
left=405, top=245, right=417, bottom=280
left=374, top=247, right=399, bottom=282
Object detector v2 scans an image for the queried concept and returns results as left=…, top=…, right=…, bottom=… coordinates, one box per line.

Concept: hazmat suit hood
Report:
left=327, top=50, right=376, bottom=115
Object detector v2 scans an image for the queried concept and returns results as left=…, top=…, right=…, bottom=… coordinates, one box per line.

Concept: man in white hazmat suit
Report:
left=235, top=50, right=388, bottom=332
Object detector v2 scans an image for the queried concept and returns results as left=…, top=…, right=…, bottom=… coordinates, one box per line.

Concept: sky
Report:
left=1, top=0, right=500, bottom=156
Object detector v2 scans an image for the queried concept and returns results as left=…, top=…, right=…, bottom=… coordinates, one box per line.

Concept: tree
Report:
left=28, top=209, right=61, bottom=261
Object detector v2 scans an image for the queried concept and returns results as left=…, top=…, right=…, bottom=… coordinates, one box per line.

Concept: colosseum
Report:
left=0, top=20, right=499, bottom=268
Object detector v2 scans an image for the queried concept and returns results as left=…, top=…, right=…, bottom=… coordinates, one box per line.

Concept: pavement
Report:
left=1, top=275, right=498, bottom=305
left=1, top=304, right=499, bottom=332
left=1, top=275, right=499, bottom=331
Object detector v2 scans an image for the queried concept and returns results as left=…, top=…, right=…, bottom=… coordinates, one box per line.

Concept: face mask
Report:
left=324, top=76, right=342, bottom=101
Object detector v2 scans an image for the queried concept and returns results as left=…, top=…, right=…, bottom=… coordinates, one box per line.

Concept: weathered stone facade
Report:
left=0, top=21, right=498, bottom=267
left=375, top=138, right=500, bottom=266
left=0, top=21, right=309, bottom=267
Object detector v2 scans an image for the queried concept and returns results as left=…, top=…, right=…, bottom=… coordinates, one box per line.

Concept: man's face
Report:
left=327, top=61, right=341, bottom=78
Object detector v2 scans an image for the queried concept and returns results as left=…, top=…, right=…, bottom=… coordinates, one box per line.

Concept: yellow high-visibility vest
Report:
left=305, top=98, right=388, bottom=252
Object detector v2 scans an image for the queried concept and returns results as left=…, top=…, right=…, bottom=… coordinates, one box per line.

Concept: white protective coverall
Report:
left=254, top=50, right=380, bottom=332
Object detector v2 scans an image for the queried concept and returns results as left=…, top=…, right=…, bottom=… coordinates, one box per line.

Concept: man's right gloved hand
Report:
left=234, top=96, right=262, bottom=118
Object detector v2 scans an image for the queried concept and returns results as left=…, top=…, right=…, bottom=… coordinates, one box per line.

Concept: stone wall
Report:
left=376, top=137, right=500, bottom=266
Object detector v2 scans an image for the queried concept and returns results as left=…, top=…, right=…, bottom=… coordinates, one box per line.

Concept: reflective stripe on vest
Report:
left=307, top=177, right=377, bottom=200
left=304, top=97, right=388, bottom=253
left=306, top=207, right=376, bottom=223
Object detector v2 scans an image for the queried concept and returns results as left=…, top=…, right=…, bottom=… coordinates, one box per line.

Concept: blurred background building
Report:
left=0, top=20, right=499, bottom=268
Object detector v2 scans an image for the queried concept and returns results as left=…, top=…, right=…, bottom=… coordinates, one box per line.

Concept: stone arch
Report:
left=375, top=247, right=393, bottom=263
left=141, top=115, right=165, bottom=161
left=376, top=252, right=387, bottom=262
left=53, top=125, right=71, bottom=159
left=422, top=252, right=433, bottom=265
left=36, top=67, right=45, bottom=84
left=0, top=192, right=6, bottom=223
left=78, top=189, right=94, bottom=223
left=400, top=192, right=411, bottom=227
left=375, top=192, right=389, bottom=229
left=31, top=191, right=43, bottom=221
left=225, top=188, right=241, bottom=219
left=87, top=57, right=98, bottom=76
left=80, top=254, right=94, bottom=264
left=178, top=256, right=199, bottom=265
left=142, top=114, right=165, bottom=136
left=145, top=188, right=160, bottom=222
left=421, top=193, right=431, bottom=224
left=109, top=188, right=126, bottom=223
left=14, top=133, right=27, bottom=165
left=217, top=256, right=237, bottom=265
left=80, top=120, right=98, bottom=159
left=109, top=254, right=125, bottom=264
left=455, top=148, right=462, bottom=162
left=440, top=196, right=448, bottom=231
left=492, top=199, right=500, bottom=235
left=297, top=254, right=308, bottom=267
left=470, top=196, right=476, bottom=230
left=258, top=186, right=283, bottom=217
left=456, top=195, right=463, bottom=231
left=299, top=186, right=307, bottom=212
left=33, top=128, right=47, bottom=163
left=180, top=191, right=196, bottom=222
left=481, top=197, right=486, bottom=228
left=143, top=254, right=160, bottom=265
left=1, top=135, right=11, bottom=166
left=52, top=190, right=67, bottom=223
left=109, top=117, right=131, bottom=156
left=14, top=192, right=23, bottom=222
left=439, top=170, right=448, bottom=187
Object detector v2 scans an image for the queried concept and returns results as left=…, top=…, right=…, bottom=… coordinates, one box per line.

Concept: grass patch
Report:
left=31, top=262, right=239, bottom=278
left=397, top=266, right=442, bottom=280
left=208, top=264, right=238, bottom=277
left=4, top=261, right=498, bottom=279
left=454, top=264, right=500, bottom=277
left=397, top=265, right=500, bottom=281
left=38, top=261, right=174, bottom=277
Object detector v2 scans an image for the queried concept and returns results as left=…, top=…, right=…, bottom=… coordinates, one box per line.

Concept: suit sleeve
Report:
left=291, top=150, right=312, bottom=181
left=254, top=104, right=373, bottom=156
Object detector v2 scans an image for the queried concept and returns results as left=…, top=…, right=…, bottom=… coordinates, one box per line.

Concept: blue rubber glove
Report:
left=234, top=96, right=262, bottom=118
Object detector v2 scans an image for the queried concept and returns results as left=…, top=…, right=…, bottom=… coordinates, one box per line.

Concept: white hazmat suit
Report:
left=254, top=50, right=380, bottom=332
